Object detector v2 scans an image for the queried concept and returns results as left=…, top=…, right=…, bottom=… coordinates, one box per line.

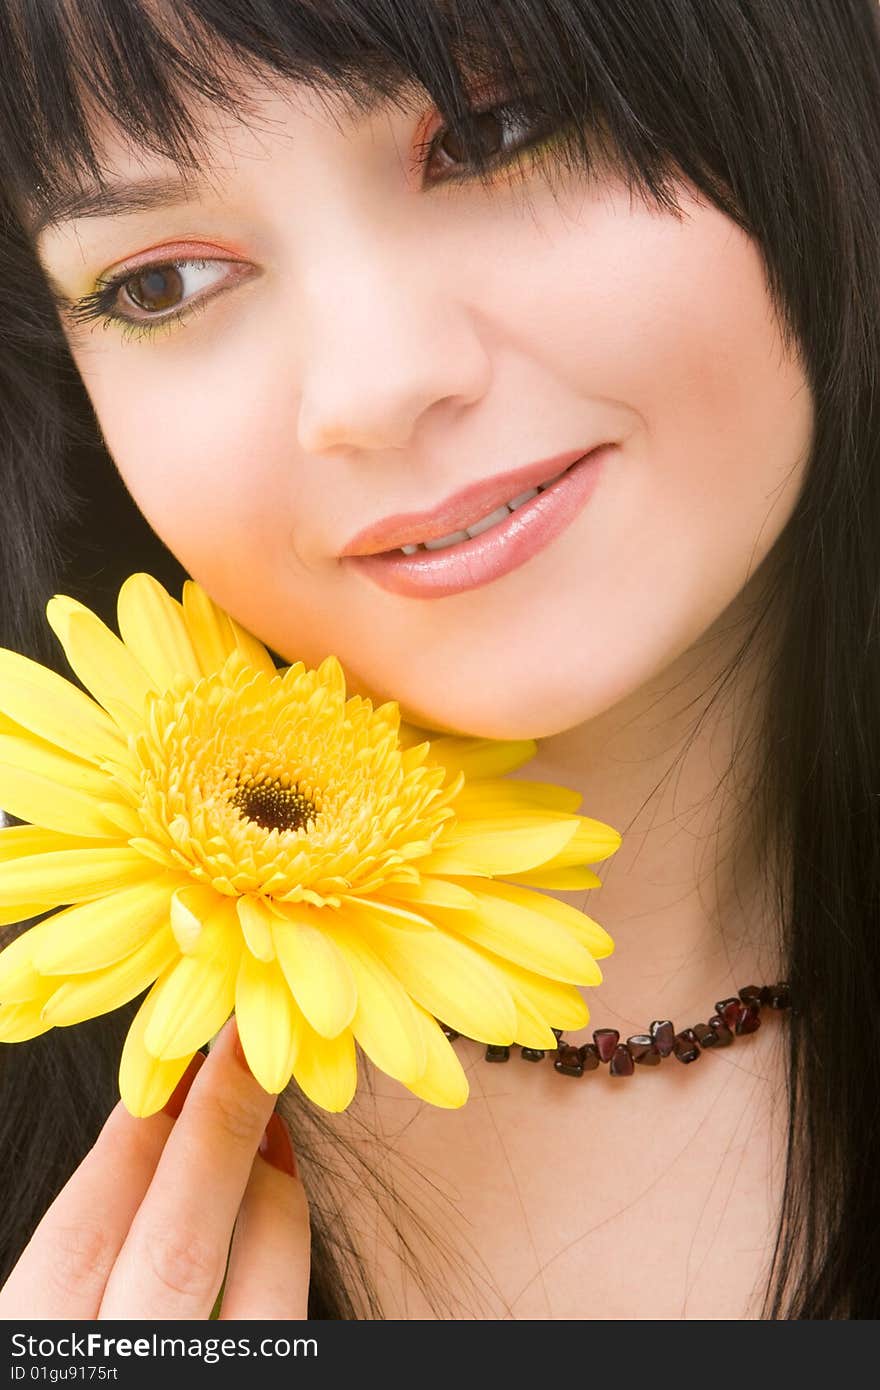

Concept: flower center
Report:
left=229, top=775, right=318, bottom=833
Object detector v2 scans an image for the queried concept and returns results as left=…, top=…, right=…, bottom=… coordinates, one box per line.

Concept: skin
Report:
left=0, top=1017, right=309, bottom=1319
left=11, top=69, right=814, bottom=1317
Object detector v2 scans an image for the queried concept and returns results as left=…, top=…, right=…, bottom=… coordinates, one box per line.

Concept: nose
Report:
left=295, top=238, right=491, bottom=454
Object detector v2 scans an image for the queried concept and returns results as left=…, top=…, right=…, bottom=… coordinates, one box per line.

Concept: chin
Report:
left=394, top=687, right=592, bottom=743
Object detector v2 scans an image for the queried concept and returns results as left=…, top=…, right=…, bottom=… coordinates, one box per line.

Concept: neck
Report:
left=514, top=579, right=782, bottom=1037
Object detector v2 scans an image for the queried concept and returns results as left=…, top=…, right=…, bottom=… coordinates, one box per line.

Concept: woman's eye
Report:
left=116, top=258, right=229, bottom=318
left=420, top=101, right=556, bottom=184
left=66, top=257, right=242, bottom=339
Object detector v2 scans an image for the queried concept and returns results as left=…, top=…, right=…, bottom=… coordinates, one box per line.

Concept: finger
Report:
left=0, top=1051, right=206, bottom=1321
left=98, top=1015, right=277, bottom=1320
left=218, top=1110, right=310, bottom=1319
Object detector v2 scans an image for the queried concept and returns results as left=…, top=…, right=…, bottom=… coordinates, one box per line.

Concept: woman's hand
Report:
left=0, top=1015, right=310, bottom=1320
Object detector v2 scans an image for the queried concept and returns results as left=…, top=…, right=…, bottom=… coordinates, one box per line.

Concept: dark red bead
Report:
left=520, top=1047, right=545, bottom=1062
left=626, top=1034, right=660, bottom=1065
left=715, top=997, right=743, bottom=1029
left=592, top=1028, right=620, bottom=1062
left=759, top=984, right=774, bottom=1006
left=485, top=1044, right=510, bottom=1062
left=734, top=1002, right=761, bottom=1034
left=649, top=1020, right=675, bottom=1057
left=707, top=1014, right=734, bottom=1045
left=554, top=1044, right=585, bottom=1077
left=672, top=1030, right=701, bottom=1063
left=769, top=982, right=791, bottom=1009
left=609, top=1043, right=634, bottom=1076
left=439, top=1022, right=459, bottom=1040
left=580, top=1043, right=601, bottom=1071
left=692, top=1022, right=719, bottom=1047
left=738, top=984, right=763, bottom=1007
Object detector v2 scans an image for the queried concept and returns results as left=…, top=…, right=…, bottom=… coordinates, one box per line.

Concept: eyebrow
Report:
left=28, top=171, right=220, bottom=240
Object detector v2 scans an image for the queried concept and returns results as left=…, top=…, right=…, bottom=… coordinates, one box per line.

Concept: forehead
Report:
left=28, top=71, right=415, bottom=243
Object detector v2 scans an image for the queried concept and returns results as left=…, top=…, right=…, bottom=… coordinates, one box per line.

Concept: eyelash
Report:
left=64, top=98, right=561, bottom=345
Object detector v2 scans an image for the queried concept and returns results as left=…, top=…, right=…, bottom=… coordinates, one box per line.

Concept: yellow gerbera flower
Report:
left=0, top=574, right=621, bottom=1116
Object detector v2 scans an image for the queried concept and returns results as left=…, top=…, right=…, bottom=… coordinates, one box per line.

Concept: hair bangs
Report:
left=0, top=0, right=757, bottom=244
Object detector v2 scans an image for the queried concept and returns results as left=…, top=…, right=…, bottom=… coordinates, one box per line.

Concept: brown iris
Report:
left=127, top=265, right=185, bottom=313
left=437, top=110, right=507, bottom=165
left=230, top=775, right=318, bottom=833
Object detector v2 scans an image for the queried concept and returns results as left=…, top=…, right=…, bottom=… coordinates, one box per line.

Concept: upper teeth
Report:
left=398, top=469, right=570, bottom=555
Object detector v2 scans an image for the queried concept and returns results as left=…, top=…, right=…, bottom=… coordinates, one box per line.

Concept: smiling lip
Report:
left=339, top=446, right=606, bottom=557
left=343, top=443, right=613, bottom=599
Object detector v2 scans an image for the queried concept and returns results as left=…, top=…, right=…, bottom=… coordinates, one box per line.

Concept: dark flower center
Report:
left=230, top=776, right=318, bottom=833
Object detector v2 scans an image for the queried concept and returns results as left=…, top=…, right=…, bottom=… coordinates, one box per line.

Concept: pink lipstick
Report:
left=341, top=443, right=613, bottom=599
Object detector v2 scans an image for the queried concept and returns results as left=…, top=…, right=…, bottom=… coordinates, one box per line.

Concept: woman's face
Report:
left=36, top=78, right=813, bottom=738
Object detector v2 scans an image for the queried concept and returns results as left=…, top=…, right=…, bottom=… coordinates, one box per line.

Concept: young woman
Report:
left=0, top=0, right=878, bottom=1320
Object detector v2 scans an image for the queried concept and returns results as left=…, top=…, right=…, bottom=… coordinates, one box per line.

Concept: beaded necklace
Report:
left=439, top=981, right=792, bottom=1077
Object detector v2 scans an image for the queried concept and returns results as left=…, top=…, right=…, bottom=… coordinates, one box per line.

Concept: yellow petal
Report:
left=0, top=732, right=113, bottom=798
left=329, top=917, right=427, bottom=1086
left=352, top=914, right=518, bottom=1044
left=337, top=896, right=436, bottom=931
left=507, top=988, right=562, bottom=1049
left=171, top=884, right=223, bottom=954
left=315, top=653, right=347, bottom=702
left=0, top=647, right=127, bottom=763
left=0, top=709, right=27, bottom=739
left=419, top=818, right=580, bottom=877
left=0, top=847, right=154, bottom=908
left=0, top=752, right=130, bottom=839
left=458, top=879, right=615, bottom=959
left=500, top=865, right=603, bottom=890
left=405, top=1004, right=469, bottom=1108
left=397, top=719, right=437, bottom=750
left=116, top=573, right=202, bottom=689
left=452, top=778, right=584, bottom=816
left=535, top=817, right=624, bottom=869
left=0, top=902, right=54, bottom=927
left=143, top=898, right=241, bottom=1059
left=424, top=736, right=537, bottom=780
left=181, top=582, right=240, bottom=676
left=46, top=596, right=157, bottom=727
left=0, top=925, right=51, bottom=1001
left=32, top=877, right=176, bottom=975
left=98, top=697, right=147, bottom=737
left=272, top=902, right=357, bottom=1038
left=235, top=952, right=299, bottom=1092
left=435, top=878, right=604, bottom=984
left=474, top=949, right=591, bottom=1031
left=236, top=896, right=276, bottom=962
left=0, top=986, right=58, bottom=1042
left=0, top=644, right=127, bottom=767
left=379, top=877, right=479, bottom=911
left=289, top=1009, right=358, bottom=1112
left=227, top=615, right=278, bottom=677
left=0, top=957, right=44, bottom=1003
left=119, top=977, right=200, bottom=1117
left=40, top=924, right=178, bottom=1026
left=0, top=824, right=107, bottom=862
left=400, top=740, right=431, bottom=772
left=128, top=837, right=180, bottom=872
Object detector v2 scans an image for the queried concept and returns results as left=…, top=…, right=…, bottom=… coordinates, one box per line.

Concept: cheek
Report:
left=86, top=365, right=346, bottom=674
left=517, top=203, right=813, bottom=716
left=83, top=356, right=300, bottom=589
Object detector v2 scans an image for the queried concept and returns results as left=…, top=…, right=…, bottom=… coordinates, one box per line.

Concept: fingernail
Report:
left=162, top=1052, right=205, bottom=1119
left=230, top=1016, right=252, bottom=1077
left=259, top=1110, right=298, bottom=1178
